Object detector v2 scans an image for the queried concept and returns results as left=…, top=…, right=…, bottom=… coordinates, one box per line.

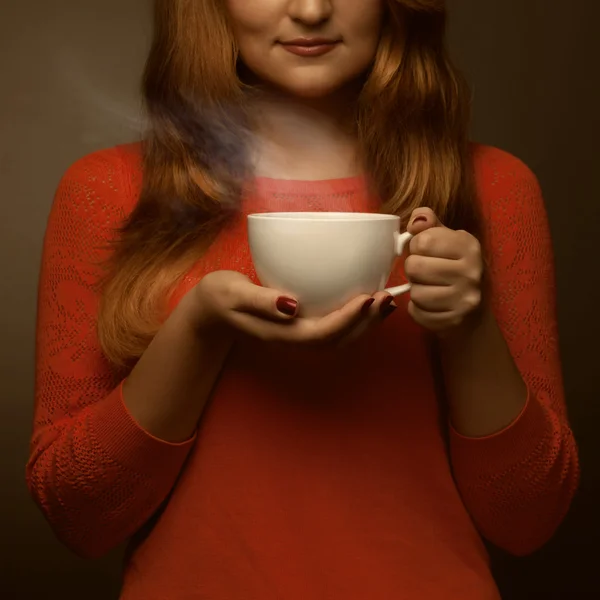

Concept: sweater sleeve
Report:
left=26, top=148, right=195, bottom=559
left=448, top=147, right=580, bottom=556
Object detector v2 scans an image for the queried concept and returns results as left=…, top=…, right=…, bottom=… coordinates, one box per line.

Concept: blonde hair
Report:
left=97, top=0, right=477, bottom=368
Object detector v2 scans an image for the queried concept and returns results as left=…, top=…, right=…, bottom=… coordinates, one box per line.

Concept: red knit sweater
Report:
left=28, top=143, right=579, bottom=599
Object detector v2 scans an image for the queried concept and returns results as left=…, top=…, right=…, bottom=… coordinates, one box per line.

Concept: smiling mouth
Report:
left=278, top=38, right=341, bottom=57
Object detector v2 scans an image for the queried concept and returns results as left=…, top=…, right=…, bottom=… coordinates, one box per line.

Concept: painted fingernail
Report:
left=382, top=304, right=397, bottom=319
left=412, top=215, right=428, bottom=225
left=379, top=295, right=394, bottom=316
left=361, top=298, right=375, bottom=314
left=276, top=297, right=298, bottom=316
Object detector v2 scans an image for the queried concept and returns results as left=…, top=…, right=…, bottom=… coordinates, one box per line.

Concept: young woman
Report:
left=28, top=1, right=579, bottom=598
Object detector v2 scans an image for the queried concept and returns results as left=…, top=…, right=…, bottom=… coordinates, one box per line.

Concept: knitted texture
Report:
left=27, top=143, right=579, bottom=599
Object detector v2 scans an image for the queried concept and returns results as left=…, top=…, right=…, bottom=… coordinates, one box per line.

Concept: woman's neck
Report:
left=249, top=88, right=361, bottom=181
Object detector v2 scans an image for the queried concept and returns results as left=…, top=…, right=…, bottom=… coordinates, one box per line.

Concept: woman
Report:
left=28, top=1, right=579, bottom=598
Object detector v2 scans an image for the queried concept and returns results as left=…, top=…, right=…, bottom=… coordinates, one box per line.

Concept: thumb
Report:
left=407, top=208, right=445, bottom=235
left=231, top=278, right=299, bottom=320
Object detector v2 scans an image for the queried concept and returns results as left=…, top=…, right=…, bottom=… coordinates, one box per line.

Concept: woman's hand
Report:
left=405, top=208, right=484, bottom=335
left=185, top=270, right=395, bottom=346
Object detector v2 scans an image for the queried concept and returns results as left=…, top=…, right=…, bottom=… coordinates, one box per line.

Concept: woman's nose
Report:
left=287, top=0, right=334, bottom=27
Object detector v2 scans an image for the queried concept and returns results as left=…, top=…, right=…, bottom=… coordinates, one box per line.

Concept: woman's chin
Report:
left=272, top=80, right=347, bottom=100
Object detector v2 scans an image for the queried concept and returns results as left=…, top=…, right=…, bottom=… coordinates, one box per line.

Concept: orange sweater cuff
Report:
left=448, top=389, right=552, bottom=474
left=90, top=381, right=196, bottom=477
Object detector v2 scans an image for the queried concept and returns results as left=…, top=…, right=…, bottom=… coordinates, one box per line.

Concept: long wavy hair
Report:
left=97, top=0, right=477, bottom=368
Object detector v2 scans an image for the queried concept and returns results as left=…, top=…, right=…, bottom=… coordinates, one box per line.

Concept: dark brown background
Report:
left=1, top=0, right=598, bottom=598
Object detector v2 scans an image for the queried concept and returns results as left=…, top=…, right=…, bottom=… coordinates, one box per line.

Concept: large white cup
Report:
left=247, top=212, right=413, bottom=317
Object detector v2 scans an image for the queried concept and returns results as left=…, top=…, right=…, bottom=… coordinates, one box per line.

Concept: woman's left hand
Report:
left=404, top=208, right=484, bottom=335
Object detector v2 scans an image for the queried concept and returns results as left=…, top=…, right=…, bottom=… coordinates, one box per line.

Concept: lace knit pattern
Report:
left=27, top=148, right=189, bottom=555
left=27, top=142, right=579, bottom=570
left=448, top=147, right=580, bottom=552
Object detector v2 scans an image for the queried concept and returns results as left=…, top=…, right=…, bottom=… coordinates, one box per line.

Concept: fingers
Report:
left=302, top=294, right=374, bottom=344
left=226, top=310, right=296, bottom=342
left=408, top=302, right=462, bottom=332
left=407, top=208, right=443, bottom=235
left=228, top=293, right=374, bottom=345
left=354, top=291, right=397, bottom=328
left=404, top=254, right=460, bottom=285
left=227, top=278, right=299, bottom=322
left=409, top=228, right=465, bottom=260
left=337, top=292, right=395, bottom=346
left=409, top=284, right=455, bottom=313
left=410, top=284, right=482, bottom=315
left=201, top=271, right=399, bottom=346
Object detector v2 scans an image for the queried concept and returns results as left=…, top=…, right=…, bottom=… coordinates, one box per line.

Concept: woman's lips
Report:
left=279, top=39, right=340, bottom=57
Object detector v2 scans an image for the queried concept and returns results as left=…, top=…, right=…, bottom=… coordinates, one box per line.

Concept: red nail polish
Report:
left=379, top=295, right=394, bottom=315
left=276, top=297, right=298, bottom=316
left=382, top=304, right=397, bottom=319
left=361, top=298, right=375, bottom=314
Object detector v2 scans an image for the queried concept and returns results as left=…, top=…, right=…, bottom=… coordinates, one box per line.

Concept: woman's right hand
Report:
left=183, top=270, right=393, bottom=347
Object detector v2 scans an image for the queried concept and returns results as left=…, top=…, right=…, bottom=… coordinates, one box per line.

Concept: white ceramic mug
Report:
left=247, top=212, right=413, bottom=317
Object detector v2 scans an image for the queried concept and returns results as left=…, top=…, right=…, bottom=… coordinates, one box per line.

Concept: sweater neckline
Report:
left=251, top=174, right=367, bottom=195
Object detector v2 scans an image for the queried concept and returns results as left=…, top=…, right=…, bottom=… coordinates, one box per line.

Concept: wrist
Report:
left=177, top=287, right=232, bottom=341
left=437, top=305, right=487, bottom=347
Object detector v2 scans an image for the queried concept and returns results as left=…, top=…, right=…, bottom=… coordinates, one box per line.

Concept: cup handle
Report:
left=384, top=231, right=413, bottom=298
